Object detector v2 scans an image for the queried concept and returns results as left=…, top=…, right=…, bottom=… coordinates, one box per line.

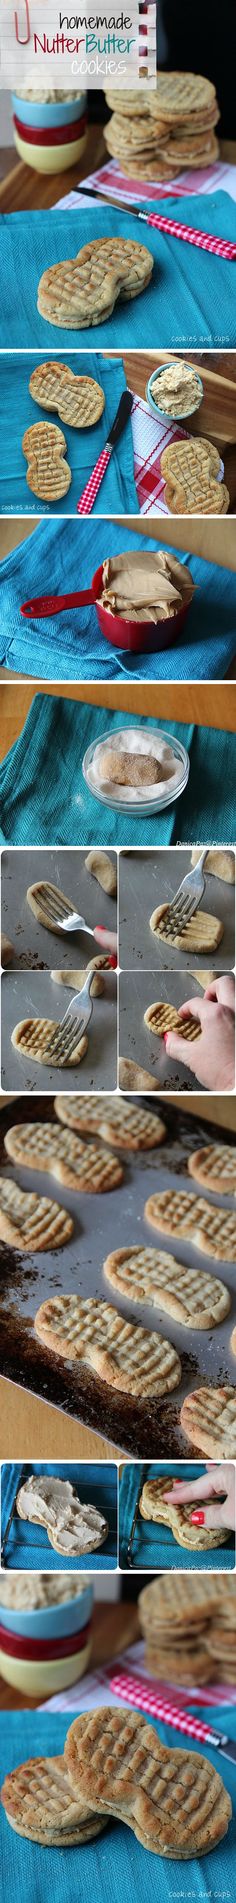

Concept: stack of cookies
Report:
left=139, top=1576, right=236, bottom=1687
left=105, top=72, right=220, bottom=180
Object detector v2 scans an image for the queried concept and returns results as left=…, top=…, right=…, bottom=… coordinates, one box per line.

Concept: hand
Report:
left=165, top=982, right=235, bottom=1089
left=94, top=926, right=117, bottom=963
left=163, top=1464, right=235, bottom=1531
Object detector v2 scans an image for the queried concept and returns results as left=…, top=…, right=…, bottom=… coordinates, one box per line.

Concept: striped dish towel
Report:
left=131, top=394, right=224, bottom=516
left=61, top=156, right=236, bottom=208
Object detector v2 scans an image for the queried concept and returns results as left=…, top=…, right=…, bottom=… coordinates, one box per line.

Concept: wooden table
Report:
left=0, top=1600, right=139, bottom=1709
left=0, top=681, right=235, bottom=768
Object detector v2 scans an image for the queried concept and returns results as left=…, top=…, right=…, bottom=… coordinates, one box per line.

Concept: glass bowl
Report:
left=82, top=725, right=190, bottom=819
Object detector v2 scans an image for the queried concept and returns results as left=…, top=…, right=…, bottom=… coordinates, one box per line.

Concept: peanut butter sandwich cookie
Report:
left=16, top=1473, right=108, bottom=1558
left=5, top=1122, right=123, bottom=1193
left=29, top=362, right=105, bottom=427
left=54, top=1094, right=166, bottom=1149
left=0, top=1175, right=73, bottom=1252
left=22, top=422, right=71, bottom=502
left=160, top=438, right=229, bottom=517
left=189, top=1143, right=236, bottom=1194
left=139, top=1475, right=227, bottom=1549
left=37, top=237, right=153, bottom=331
left=144, top=1002, right=201, bottom=1041
left=145, top=1189, right=236, bottom=1260
left=65, top=1707, right=231, bottom=1857
left=11, top=1019, right=88, bottom=1068
left=180, top=1386, right=236, bottom=1457
left=34, top=1292, right=181, bottom=1399
left=103, top=1244, right=230, bottom=1328
left=1, top=1754, right=107, bottom=1846
left=150, top=901, right=223, bottom=953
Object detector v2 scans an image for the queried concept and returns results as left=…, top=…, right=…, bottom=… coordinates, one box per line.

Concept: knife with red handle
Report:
left=109, top=1670, right=236, bottom=1765
left=78, top=183, right=236, bottom=260
left=77, top=387, right=133, bottom=513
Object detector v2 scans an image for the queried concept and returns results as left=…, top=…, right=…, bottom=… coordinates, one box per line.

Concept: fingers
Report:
left=191, top=1503, right=226, bottom=1531
left=94, top=926, right=117, bottom=957
left=165, top=1028, right=200, bottom=1071
left=163, top=1475, right=216, bottom=1505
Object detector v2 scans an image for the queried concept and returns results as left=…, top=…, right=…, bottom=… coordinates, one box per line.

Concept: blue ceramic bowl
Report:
left=12, top=92, right=87, bottom=129
left=0, top=1582, right=93, bottom=1639
left=146, top=362, right=204, bottom=424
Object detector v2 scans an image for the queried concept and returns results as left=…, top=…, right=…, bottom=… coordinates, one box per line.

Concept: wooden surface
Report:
left=0, top=1602, right=139, bottom=1709
left=160, top=1095, right=236, bottom=1132
left=0, top=1375, right=121, bottom=1462
left=0, top=681, right=235, bottom=766
left=1, top=503, right=236, bottom=571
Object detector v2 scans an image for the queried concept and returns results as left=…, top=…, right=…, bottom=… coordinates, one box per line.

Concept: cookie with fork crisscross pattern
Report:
left=65, top=1707, right=231, bottom=1856
left=37, top=237, right=153, bottom=331
left=160, top=438, right=229, bottom=517
left=5, top=1121, right=123, bottom=1193
left=150, top=902, right=223, bottom=952
left=138, top=1573, right=218, bottom=1633
left=189, top=1143, right=236, bottom=1194
left=1, top=1754, right=107, bottom=1845
left=139, top=1475, right=227, bottom=1549
left=180, top=1386, right=236, bottom=1456
left=29, top=362, right=105, bottom=427
left=103, top=1244, right=230, bottom=1328
left=11, top=1018, right=88, bottom=1069
left=144, top=1002, right=201, bottom=1041
left=145, top=1189, right=236, bottom=1259
left=0, top=1175, right=73, bottom=1252
left=22, top=422, right=71, bottom=501
left=149, top=72, right=217, bottom=121
left=34, top=1292, right=181, bottom=1398
left=54, top=1093, right=166, bottom=1149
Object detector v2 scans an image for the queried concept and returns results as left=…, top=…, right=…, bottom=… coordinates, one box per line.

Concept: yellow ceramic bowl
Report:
left=0, top=1636, right=91, bottom=1695
left=13, top=127, right=88, bottom=173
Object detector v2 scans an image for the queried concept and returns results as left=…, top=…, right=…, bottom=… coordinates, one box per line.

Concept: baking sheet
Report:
left=0, top=1095, right=236, bottom=1459
left=119, top=849, right=235, bottom=970
left=1, top=847, right=117, bottom=970
left=119, top=969, right=208, bottom=1092
left=1, top=971, right=117, bottom=1093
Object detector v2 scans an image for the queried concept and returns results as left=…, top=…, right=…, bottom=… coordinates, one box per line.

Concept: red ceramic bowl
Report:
left=91, top=563, right=190, bottom=655
left=13, top=112, right=87, bottom=147
left=0, top=1618, right=91, bottom=1661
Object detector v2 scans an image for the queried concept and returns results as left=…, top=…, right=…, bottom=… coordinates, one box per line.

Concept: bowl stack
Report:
left=11, top=89, right=88, bottom=174
left=0, top=1576, right=93, bottom=1694
left=138, top=1576, right=236, bottom=1688
left=105, top=72, right=220, bottom=180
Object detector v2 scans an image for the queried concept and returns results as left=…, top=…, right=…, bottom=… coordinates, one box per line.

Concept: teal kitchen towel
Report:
left=1, top=1461, right=117, bottom=1571
left=1, top=518, right=236, bottom=683
left=0, top=194, right=236, bottom=348
left=119, top=1463, right=235, bottom=1571
left=1, top=1707, right=235, bottom=1899
left=0, top=696, right=235, bottom=845
left=0, top=350, right=138, bottom=518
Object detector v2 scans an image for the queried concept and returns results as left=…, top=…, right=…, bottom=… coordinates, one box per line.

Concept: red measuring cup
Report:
left=21, top=563, right=190, bottom=654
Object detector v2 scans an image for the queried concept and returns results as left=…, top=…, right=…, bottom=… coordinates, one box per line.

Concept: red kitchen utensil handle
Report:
left=77, top=446, right=111, bottom=514
left=145, top=211, right=236, bottom=260
left=20, top=587, right=94, bottom=619
left=109, top=1672, right=220, bottom=1746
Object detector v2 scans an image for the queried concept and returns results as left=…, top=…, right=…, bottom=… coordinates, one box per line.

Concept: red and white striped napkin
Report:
left=130, top=392, right=224, bottom=516
left=56, top=156, right=236, bottom=212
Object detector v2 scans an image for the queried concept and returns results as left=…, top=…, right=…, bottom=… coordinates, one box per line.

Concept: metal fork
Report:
left=44, top=971, right=94, bottom=1065
left=163, top=849, right=208, bottom=937
left=35, top=883, right=96, bottom=937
